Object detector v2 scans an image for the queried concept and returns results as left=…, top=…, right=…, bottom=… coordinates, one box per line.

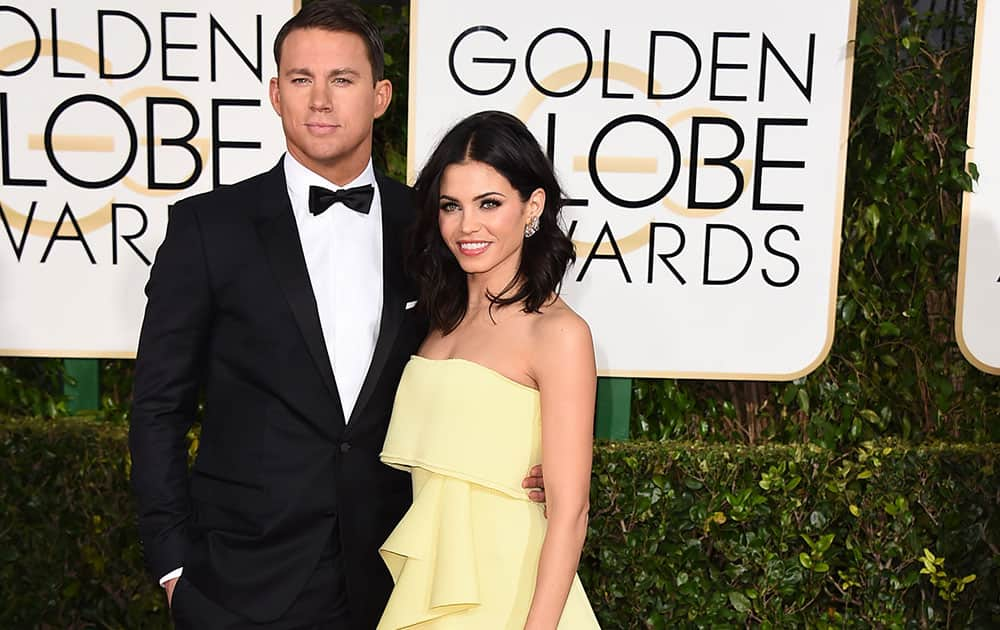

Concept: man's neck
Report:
left=286, top=149, right=372, bottom=187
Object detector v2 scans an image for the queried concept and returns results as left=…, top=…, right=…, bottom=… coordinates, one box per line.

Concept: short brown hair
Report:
left=273, top=0, right=385, bottom=82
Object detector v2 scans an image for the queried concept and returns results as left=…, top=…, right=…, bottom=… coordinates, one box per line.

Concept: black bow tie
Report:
left=308, top=184, right=374, bottom=216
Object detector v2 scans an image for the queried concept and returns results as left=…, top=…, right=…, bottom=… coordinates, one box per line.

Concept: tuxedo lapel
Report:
left=253, top=159, right=344, bottom=419
left=347, top=171, right=410, bottom=428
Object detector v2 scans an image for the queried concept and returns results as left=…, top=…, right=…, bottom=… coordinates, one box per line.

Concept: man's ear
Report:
left=374, top=79, right=393, bottom=119
left=269, top=77, right=282, bottom=116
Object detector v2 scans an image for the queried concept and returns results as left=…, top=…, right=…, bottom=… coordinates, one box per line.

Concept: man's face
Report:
left=269, top=28, right=391, bottom=184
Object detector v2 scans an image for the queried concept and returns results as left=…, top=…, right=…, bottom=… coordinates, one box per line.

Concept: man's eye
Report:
left=291, top=77, right=309, bottom=85
left=334, top=77, right=352, bottom=85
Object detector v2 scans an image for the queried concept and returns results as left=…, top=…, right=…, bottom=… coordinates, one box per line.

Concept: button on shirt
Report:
left=284, top=153, right=383, bottom=422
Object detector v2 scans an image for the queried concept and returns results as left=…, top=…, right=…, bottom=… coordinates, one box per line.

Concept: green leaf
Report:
left=890, top=140, right=905, bottom=165
left=859, top=409, right=880, bottom=426
left=781, top=385, right=798, bottom=406
left=841, top=299, right=857, bottom=324
left=728, top=591, right=752, bottom=613
left=809, top=510, right=828, bottom=529
left=797, top=389, right=810, bottom=414
left=816, top=533, right=835, bottom=553
left=878, top=322, right=901, bottom=337
left=865, top=204, right=881, bottom=233
left=62, top=580, right=81, bottom=599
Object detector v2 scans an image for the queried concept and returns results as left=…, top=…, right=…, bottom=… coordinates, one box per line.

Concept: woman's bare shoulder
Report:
left=531, top=297, right=593, bottom=356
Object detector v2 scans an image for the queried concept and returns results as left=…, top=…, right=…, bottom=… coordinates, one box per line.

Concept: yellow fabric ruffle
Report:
left=377, top=357, right=601, bottom=629
left=379, top=472, right=480, bottom=627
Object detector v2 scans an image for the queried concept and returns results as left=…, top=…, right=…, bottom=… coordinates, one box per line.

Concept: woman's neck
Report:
left=466, top=269, right=520, bottom=310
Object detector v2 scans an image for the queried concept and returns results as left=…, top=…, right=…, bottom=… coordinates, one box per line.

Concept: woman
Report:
left=377, top=110, right=601, bottom=629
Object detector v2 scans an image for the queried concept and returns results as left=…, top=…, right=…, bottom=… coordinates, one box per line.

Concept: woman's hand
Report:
left=523, top=464, right=545, bottom=504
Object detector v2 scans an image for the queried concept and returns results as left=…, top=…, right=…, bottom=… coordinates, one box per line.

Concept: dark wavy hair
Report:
left=273, top=0, right=385, bottom=83
left=409, top=110, right=576, bottom=334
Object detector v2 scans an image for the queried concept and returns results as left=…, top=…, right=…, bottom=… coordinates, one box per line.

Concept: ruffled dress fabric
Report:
left=377, top=356, right=600, bottom=629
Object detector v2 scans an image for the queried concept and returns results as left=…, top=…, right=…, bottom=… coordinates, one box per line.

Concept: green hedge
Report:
left=0, top=417, right=164, bottom=629
left=582, top=441, right=999, bottom=628
left=3, top=417, right=997, bottom=628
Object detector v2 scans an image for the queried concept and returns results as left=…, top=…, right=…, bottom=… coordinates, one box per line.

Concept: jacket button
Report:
left=340, top=441, right=351, bottom=453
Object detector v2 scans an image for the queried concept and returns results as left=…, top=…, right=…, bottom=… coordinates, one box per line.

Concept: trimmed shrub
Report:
left=3, top=417, right=997, bottom=628
left=582, top=441, right=1000, bottom=628
left=1, top=417, right=165, bottom=629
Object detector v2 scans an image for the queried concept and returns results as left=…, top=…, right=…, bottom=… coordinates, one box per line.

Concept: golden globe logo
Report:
left=0, top=4, right=276, bottom=266
left=0, top=2, right=294, bottom=358
left=442, top=24, right=814, bottom=289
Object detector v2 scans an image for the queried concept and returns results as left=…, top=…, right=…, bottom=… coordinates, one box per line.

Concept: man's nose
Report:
left=310, top=85, right=332, bottom=111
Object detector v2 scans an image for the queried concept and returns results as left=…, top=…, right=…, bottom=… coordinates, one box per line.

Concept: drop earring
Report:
left=524, top=215, right=540, bottom=238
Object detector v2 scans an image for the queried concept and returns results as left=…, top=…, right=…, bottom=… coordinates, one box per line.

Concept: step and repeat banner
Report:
left=409, top=0, right=858, bottom=378
left=0, top=2, right=296, bottom=357
left=957, top=0, right=1000, bottom=375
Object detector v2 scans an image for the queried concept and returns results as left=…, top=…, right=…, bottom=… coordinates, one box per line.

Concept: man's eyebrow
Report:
left=284, top=68, right=363, bottom=78
left=329, top=67, right=362, bottom=78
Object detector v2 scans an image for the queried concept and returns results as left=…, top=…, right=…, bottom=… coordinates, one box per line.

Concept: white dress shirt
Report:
left=159, top=154, right=384, bottom=587
left=284, top=152, right=384, bottom=421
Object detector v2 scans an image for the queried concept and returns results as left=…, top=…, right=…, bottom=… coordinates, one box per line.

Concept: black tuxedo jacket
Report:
left=129, top=159, right=425, bottom=627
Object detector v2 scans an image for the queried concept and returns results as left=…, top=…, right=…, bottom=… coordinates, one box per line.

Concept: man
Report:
left=129, top=2, right=542, bottom=628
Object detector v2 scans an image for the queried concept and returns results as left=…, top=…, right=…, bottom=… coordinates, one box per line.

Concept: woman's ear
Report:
left=526, top=187, right=546, bottom=223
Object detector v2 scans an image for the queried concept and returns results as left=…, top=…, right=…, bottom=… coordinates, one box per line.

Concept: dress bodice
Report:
left=380, top=356, right=541, bottom=499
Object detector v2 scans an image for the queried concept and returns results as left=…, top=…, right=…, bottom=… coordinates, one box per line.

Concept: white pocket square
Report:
left=405, top=300, right=418, bottom=310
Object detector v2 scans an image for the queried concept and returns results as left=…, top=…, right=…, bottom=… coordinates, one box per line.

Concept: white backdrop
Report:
left=409, top=0, right=858, bottom=378
left=0, top=1, right=296, bottom=357
left=957, top=0, right=1000, bottom=375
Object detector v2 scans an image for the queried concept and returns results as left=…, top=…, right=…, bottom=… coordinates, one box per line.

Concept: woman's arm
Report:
left=524, top=311, right=596, bottom=630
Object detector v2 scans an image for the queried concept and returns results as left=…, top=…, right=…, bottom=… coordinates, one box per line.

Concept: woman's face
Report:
left=437, top=160, right=544, bottom=283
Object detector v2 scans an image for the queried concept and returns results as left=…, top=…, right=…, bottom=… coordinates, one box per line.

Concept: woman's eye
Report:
left=439, top=202, right=459, bottom=213
left=481, top=198, right=500, bottom=209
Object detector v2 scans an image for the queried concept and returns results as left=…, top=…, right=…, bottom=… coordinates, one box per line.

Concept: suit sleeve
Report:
left=128, top=199, right=213, bottom=581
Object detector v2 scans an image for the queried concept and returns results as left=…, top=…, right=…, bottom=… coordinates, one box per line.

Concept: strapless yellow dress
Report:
left=377, top=356, right=601, bottom=629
